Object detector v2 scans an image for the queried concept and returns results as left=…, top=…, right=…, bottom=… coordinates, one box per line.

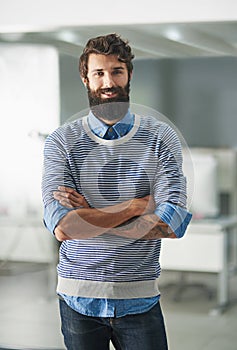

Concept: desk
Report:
left=160, top=216, right=237, bottom=314
left=0, top=217, right=55, bottom=263
left=0, top=217, right=58, bottom=297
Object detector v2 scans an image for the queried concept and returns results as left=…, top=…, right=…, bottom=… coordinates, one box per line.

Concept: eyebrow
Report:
left=91, top=66, right=125, bottom=73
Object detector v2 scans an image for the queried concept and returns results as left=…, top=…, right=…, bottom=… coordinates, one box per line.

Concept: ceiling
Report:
left=0, top=21, right=237, bottom=59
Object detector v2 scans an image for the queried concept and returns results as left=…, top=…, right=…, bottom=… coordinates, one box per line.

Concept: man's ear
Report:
left=81, top=77, right=88, bottom=88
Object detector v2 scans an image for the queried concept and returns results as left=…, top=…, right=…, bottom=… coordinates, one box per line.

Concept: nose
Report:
left=103, top=73, right=114, bottom=88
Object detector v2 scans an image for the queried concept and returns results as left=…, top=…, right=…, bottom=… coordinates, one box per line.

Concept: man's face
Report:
left=83, top=54, right=131, bottom=124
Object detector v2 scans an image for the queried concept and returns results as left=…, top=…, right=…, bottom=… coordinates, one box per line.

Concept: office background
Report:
left=0, top=1, right=237, bottom=349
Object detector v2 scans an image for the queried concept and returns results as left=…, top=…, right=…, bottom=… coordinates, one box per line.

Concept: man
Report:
left=42, top=33, right=192, bottom=350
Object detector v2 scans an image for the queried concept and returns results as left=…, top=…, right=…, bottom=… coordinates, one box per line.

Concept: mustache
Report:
left=98, top=87, right=125, bottom=95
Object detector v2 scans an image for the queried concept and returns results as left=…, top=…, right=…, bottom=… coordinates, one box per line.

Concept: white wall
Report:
left=0, top=44, right=59, bottom=218
left=0, top=44, right=60, bottom=262
left=0, top=0, right=237, bottom=32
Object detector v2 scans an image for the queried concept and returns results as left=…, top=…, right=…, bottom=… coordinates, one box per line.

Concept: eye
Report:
left=113, top=69, right=123, bottom=75
left=93, top=71, right=104, bottom=77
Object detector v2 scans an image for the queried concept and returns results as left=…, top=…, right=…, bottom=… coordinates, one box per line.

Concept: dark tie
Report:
left=104, top=126, right=118, bottom=140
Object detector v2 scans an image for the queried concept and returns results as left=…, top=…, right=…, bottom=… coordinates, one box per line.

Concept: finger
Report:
left=56, top=197, right=84, bottom=208
left=58, top=186, right=78, bottom=195
left=58, top=188, right=89, bottom=207
left=53, top=191, right=69, bottom=200
left=55, top=187, right=89, bottom=208
left=57, top=187, right=86, bottom=202
left=53, top=191, right=87, bottom=208
left=57, top=199, right=74, bottom=208
left=66, top=198, right=86, bottom=207
left=54, top=190, right=78, bottom=201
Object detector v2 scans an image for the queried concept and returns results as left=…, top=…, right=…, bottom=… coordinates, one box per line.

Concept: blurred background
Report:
left=0, top=1, right=237, bottom=349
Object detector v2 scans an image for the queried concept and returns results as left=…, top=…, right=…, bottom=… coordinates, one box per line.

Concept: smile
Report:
left=101, top=91, right=118, bottom=98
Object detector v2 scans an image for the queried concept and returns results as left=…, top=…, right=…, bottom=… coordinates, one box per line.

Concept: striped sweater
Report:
left=42, top=113, right=191, bottom=299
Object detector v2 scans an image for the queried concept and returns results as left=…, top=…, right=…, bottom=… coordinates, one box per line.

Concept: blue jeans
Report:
left=59, top=298, right=168, bottom=350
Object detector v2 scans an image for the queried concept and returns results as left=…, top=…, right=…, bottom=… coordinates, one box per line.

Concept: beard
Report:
left=87, top=82, right=130, bottom=122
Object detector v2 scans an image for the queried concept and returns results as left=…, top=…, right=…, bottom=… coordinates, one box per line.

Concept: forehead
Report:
left=87, top=53, right=127, bottom=72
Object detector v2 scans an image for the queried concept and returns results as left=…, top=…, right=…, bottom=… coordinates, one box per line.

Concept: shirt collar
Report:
left=88, top=109, right=134, bottom=139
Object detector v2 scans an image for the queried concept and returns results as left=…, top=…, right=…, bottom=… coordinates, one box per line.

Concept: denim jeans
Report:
left=59, top=298, right=168, bottom=350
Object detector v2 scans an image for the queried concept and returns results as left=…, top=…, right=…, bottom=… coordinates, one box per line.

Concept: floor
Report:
left=0, top=262, right=237, bottom=350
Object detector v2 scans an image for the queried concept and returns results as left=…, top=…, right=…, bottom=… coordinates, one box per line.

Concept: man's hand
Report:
left=53, top=186, right=89, bottom=208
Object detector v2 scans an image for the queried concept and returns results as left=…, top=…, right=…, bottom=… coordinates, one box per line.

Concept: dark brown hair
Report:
left=79, top=33, right=134, bottom=79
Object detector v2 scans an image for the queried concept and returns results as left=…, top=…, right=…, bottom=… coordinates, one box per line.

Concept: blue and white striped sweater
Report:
left=42, top=114, right=191, bottom=300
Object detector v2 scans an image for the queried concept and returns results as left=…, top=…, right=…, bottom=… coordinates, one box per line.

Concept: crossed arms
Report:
left=53, top=186, right=176, bottom=241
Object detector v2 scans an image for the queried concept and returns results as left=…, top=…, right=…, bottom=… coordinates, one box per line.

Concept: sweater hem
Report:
left=57, top=276, right=160, bottom=299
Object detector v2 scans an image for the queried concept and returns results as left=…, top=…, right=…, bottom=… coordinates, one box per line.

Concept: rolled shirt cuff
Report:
left=154, top=202, right=192, bottom=238
left=43, top=200, right=74, bottom=235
